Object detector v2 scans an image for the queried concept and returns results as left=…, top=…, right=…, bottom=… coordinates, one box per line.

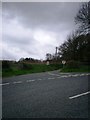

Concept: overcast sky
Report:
left=2, top=2, right=82, bottom=61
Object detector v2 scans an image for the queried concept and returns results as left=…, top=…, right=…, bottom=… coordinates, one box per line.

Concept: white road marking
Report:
left=48, top=72, right=70, bottom=76
left=67, top=75, right=72, bottom=77
left=85, top=73, right=90, bottom=76
left=80, top=74, right=88, bottom=76
left=48, top=77, right=55, bottom=80
left=72, top=74, right=79, bottom=77
left=80, top=74, right=85, bottom=76
left=86, top=73, right=89, bottom=75
left=48, top=72, right=60, bottom=76
left=13, top=81, right=22, bottom=84
left=60, top=73, right=70, bottom=74
left=88, top=73, right=90, bottom=75
left=48, top=72, right=90, bottom=78
left=61, top=75, right=68, bottom=78
left=0, top=83, right=10, bottom=86
left=26, top=80, right=35, bottom=82
left=69, top=91, right=90, bottom=99
left=1, top=73, right=89, bottom=86
left=38, top=79, right=42, bottom=81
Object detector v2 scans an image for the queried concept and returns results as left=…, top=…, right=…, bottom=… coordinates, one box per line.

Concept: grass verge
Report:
left=60, top=65, right=90, bottom=73
left=2, top=63, right=62, bottom=77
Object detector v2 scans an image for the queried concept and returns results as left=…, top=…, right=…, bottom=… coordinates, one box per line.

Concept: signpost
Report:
left=62, top=60, right=66, bottom=68
left=46, top=61, right=49, bottom=65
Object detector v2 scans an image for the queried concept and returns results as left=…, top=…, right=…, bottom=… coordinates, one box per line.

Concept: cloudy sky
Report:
left=2, top=2, right=82, bottom=61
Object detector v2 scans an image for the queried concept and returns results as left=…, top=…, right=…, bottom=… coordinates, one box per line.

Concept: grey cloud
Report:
left=2, top=2, right=83, bottom=60
left=2, top=35, right=38, bottom=54
left=2, top=34, right=47, bottom=60
left=3, top=34, right=35, bottom=45
left=2, top=43, right=38, bottom=61
left=2, top=2, right=82, bottom=30
left=2, top=48, right=16, bottom=60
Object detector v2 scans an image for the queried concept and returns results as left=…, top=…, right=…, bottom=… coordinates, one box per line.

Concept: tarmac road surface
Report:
left=2, top=70, right=90, bottom=118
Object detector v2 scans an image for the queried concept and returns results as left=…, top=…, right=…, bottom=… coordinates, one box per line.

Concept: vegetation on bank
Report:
left=60, top=60, right=90, bottom=72
left=2, top=60, right=90, bottom=78
left=2, top=61, right=63, bottom=77
left=61, top=66, right=90, bottom=73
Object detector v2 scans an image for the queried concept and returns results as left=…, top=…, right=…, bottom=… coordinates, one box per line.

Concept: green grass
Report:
left=2, top=63, right=62, bottom=77
left=2, top=61, right=90, bottom=77
left=60, top=65, right=90, bottom=73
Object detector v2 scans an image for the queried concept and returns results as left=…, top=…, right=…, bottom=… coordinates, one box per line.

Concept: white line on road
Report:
left=86, top=73, right=89, bottom=75
left=48, top=72, right=60, bottom=76
left=0, top=83, right=10, bottom=86
left=48, top=77, right=55, bottom=80
left=86, top=73, right=90, bottom=75
left=80, top=74, right=85, bottom=76
left=67, top=75, right=72, bottom=77
left=72, top=74, right=79, bottom=77
left=79, top=74, right=83, bottom=76
left=60, top=73, right=70, bottom=74
left=26, top=80, right=35, bottom=82
left=69, top=91, right=90, bottom=99
left=61, top=75, right=68, bottom=78
left=13, top=81, right=22, bottom=84
left=38, top=79, right=42, bottom=81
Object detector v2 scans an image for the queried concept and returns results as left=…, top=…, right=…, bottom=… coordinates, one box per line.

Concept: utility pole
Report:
left=55, top=47, right=58, bottom=60
left=56, top=47, right=58, bottom=55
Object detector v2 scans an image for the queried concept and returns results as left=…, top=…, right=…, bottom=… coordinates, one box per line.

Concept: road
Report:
left=1, top=71, right=90, bottom=118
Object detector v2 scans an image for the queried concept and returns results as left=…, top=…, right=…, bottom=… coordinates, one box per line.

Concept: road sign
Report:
left=62, top=60, right=66, bottom=65
left=46, top=61, right=49, bottom=65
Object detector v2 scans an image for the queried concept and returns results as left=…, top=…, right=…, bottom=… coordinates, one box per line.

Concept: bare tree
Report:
left=75, top=2, right=90, bottom=34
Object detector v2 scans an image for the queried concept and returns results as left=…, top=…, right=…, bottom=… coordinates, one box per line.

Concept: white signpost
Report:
left=62, top=60, right=66, bottom=68
left=62, top=60, right=66, bottom=65
left=46, top=61, right=49, bottom=65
